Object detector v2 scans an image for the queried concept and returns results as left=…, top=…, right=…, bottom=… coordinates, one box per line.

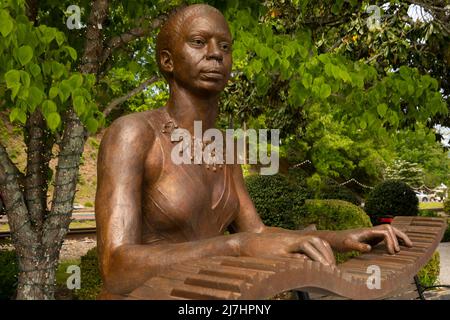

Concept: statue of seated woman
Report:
left=95, top=4, right=412, bottom=299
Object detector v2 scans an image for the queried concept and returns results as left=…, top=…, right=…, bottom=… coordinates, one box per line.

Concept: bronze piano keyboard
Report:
left=127, top=216, right=447, bottom=300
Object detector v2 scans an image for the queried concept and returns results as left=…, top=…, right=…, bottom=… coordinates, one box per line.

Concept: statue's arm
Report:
left=95, top=115, right=241, bottom=295
left=227, top=164, right=412, bottom=255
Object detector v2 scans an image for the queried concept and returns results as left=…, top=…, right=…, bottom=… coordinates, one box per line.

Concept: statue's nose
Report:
left=206, top=41, right=223, bottom=62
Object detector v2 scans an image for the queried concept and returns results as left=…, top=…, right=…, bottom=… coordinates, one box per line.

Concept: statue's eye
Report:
left=220, top=42, right=231, bottom=52
left=191, top=38, right=205, bottom=47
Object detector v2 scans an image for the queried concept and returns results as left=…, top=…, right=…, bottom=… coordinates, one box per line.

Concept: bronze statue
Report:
left=95, top=4, right=413, bottom=299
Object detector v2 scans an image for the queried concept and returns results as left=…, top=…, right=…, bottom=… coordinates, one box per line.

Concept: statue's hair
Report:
left=155, top=4, right=225, bottom=80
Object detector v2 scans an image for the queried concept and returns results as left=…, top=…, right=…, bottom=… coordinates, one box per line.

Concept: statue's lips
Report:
left=200, top=70, right=224, bottom=80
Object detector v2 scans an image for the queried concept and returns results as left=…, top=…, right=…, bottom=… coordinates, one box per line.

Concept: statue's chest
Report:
left=141, top=141, right=239, bottom=240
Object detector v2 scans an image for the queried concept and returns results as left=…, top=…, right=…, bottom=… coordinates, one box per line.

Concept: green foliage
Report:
left=0, top=250, right=19, bottom=300
left=417, top=251, right=440, bottom=288
left=384, top=159, right=424, bottom=188
left=317, top=178, right=360, bottom=205
left=444, top=199, right=450, bottom=215
left=298, top=199, right=372, bottom=231
left=74, top=248, right=102, bottom=300
left=245, top=173, right=312, bottom=229
left=0, top=1, right=104, bottom=133
left=365, top=180, right=419, bottom=222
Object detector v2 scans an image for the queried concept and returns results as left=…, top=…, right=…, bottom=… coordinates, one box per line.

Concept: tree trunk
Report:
left=0, top=0, right=110, bottom=300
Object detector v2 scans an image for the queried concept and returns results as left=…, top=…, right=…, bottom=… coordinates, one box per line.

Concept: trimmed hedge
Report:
left=74, top=247, right=102, bottom=300
left=444, top=198, right=450, bottom=215
left=365, top=180, right=418, bottom=224
left=245, top=173, right=312, bottom=229
left=317, top=179, right=361, bottom=206
left=0, top=250, right=18, bottom=300
left=298, top=199, right=372, bottom=231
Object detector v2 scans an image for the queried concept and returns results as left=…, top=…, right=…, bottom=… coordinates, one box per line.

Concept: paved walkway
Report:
left=438, top=242, right=450, bottom=285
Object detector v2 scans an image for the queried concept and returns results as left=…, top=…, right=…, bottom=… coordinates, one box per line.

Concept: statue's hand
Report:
left=329, top=224, right=413, bottom=254
left=238, top=232, right=336, bottom=266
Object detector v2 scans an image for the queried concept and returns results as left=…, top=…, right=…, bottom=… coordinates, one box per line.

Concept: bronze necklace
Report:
left=161, top=109, right=223, bottom=172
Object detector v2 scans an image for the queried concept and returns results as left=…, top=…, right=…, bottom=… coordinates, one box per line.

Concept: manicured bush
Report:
left=443, top=218, right=450, bottom=242
left=317, top=179, right=361, bottom=206
left=74, top=247, right=102, bottom=300
left=298, top=199, right=372, bottom=231
left=417, top=251, right=440, bottom=287
left=245, top=174, right=312, bottom=229
left=0, top=250, right=19, bottom=300
left=365, top=180, right=419, bottom=224
left=444, top=199, right=450, bottom=215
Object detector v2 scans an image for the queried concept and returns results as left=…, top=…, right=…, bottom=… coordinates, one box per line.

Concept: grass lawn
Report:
left=419, top=202, right=444, bottom=210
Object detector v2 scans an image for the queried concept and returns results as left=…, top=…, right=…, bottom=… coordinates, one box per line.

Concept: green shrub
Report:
left=444, top=199, right=450, bottom=215
left=245, top=174, right=312, bottom=229
left=365, top=180, right=418, bottom=224
left=418, top=210, right=439, bottom=217
left=317, top=179, right=361, bottom=206
left=0, top=250, right=19, bottom=300
left=298, top=199, right=372, bottom=231
left=443, top=219, right=450, bottom=242
left=74, top=248, right=102, bottom=300
left=417, top=251, right=440, bottom=287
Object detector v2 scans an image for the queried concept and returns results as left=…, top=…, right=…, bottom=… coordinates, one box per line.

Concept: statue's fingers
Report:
left=343, top=238, right=371, bottom=253
left=384, top=225, right=400, bottom=252
left=370, top=229, right=396, bottom=254
left=310, top=238, right=335, bottom=266
left=286, top=253, right=308, bottom=260
left=298, top=242, right=331, bottom=266
left=392, top=227, right=413, bottom=247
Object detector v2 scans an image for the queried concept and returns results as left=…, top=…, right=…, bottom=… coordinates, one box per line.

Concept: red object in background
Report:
left=379, top=216, right=394, bottom=224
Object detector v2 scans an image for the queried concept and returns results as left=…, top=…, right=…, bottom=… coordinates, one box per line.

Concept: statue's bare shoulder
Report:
left=98, top=110, right=158, bottom=162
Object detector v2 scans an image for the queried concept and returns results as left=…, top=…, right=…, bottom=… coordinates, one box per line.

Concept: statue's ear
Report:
left=160, top=50, right=174, bottom=74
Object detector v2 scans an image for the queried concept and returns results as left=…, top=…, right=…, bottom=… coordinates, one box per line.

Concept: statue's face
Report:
left=167, top=10, right=232, bottom=95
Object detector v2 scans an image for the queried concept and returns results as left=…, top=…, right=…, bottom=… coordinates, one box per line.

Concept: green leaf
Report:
left=377, top=103, right=388, bottom=117
left=51, top=61, right=65, bottom=79
left=55, top=32, right=65, bottom=46
left=360, top=119, right=367, bottom=129
left=20, top=71, right=31, bottom=87
left=42, top=100, right=57, bottom=117
left=59, top=80, right=71, bottom=103
left=17, top=45, right=33, bottom=66
left=319, top=84, right=331, bottom=99
left=49, top=86, right=59, bottom=99
left=46, top=112, right=61, bottom=131
left=10, top=85, right=21, bottom=101
left=10, top=108, right=27, bottom=124
left=5, top=70, right=20, bottom=88
left=68, top=74, right=83, bottom=89
left=64, top=46, right=77, bottom=61
left=27, top=86, right=44, bottom=111
left=28, top=63, right=41, bottom=78
left=0, top=10, right=14, bottom=37
left=86, top=117, right=99, bottom=133
left=73, top=96, right=86, bottom=116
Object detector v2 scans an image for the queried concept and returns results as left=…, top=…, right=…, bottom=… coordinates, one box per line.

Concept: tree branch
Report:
left=103, top=75, right=160, bottom=117
left=80, top=0, right=110, bottom=75
left=0, top=142, right=37, bottom=252
left=100, top=15, right=166, bottom=69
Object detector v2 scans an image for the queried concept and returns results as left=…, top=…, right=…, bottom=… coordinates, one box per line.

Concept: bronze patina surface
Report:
left=95, top=4, right=414, bottom=299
